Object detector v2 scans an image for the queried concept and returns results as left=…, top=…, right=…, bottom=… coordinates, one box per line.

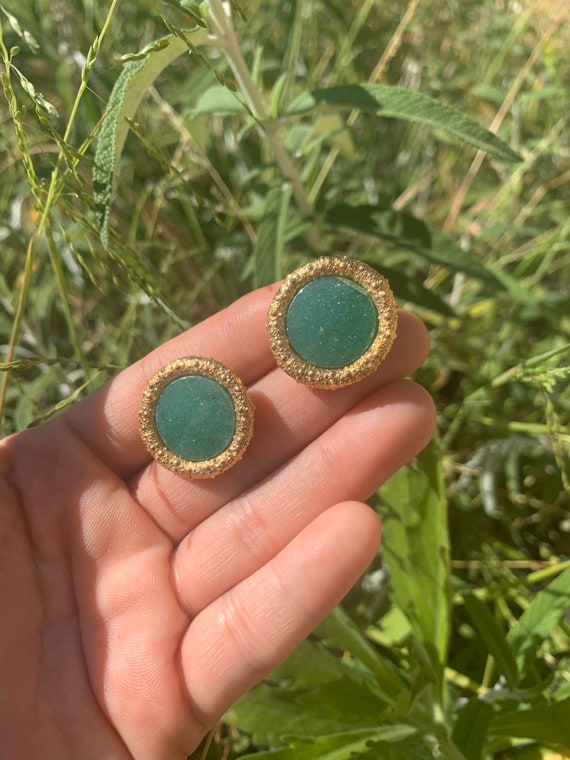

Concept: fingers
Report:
left=63, top=286, right=279, bottom=477
left=179, top=500, right=382, bottom=725
left=131, top=311, right=430, bottom=541
left=172, top=380, right=435, bottom=617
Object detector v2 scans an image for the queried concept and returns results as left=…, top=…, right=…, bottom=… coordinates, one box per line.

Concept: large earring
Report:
left=139, top=357, right=254, bottom=478
left=267, top=256, right=397, bottom=390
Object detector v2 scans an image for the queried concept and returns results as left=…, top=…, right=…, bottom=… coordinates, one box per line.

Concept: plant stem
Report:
left=42, top=0, right=122, bottom=216
left=45, top=224, right=92, bottom=380
left=0, top=0, right=121, bottom=428
left=309, top=0, right=421, bottom=206
left=0, top=235, right=37, bottom=430
left=207, top=0, right=319, bottom=247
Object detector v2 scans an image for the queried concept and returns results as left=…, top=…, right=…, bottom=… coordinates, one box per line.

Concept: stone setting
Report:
left=285, top=276, right=378, bottom=368
left=268, top=257, right=398, bottom=389
left=154, top=375, right=236, bottom=461
left=140, top=357, right=254, bottom=477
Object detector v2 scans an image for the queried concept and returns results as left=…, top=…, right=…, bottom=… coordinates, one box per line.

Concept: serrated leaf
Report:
left=490, top=697, right=570, bottom=749
left=226, top=684, right=360, bottom=746
left=227, top=643, right=404, bottom=747
left=379, top=440, right=451, bottom=684
left=239, top=726, right=419, bottom=760
left=286, top=84, right=521, bottom=162
left=506, top=567, right=570, bottom=678
left=297, top=675, right=389, bottom=725
left=93, top=31, right=208, bottom=247
left=316, top=606, right=407, bottom=701
left=461, top=590, right=519, bottom=689
left=254, top=182, right=293, bottom=287
left=269, top=639, right=365, bottom=690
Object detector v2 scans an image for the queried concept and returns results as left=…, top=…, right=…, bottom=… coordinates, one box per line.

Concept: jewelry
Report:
left=267, top=256, right=397, bottom=389
left=139, top=357, right=254, bottom=478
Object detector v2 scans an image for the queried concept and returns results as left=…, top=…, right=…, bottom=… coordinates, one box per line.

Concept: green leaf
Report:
left=452, top=697, right=495, bottom=760
left=506, top=567, right=570, bottom=678
left=297, top=675, right=390, bottom=726
left=378, top=440, right=451, bottom=687
left=461, top=590, right=519, bottom=689
left=226, top=684, right=361, bottom=746
left=286, top=84, right=521, bottom=162
left=324, top=204, right=513, bottom=293
left=93, top=31, right=208, bottom=247
left=254, top=182, right=293, bottom=287
left=316, top=606, right=408, bottom=701
left=227, top=635, right=403, bottom=745
left=191, top=83, right=249, bottom=116
left=238, top=726, right=419, bottom=760
left=267, top=638, right=366, bottom=690
left=490, top=697, right=570, bottom=749
left=159, top=0, right=208, bottom=27
left=363, top=262, right=454, bottom=316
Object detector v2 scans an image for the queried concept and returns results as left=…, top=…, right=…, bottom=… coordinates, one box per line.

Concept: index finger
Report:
left=63, top=286, right=278, bottom=477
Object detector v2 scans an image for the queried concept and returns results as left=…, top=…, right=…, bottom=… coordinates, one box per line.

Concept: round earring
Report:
left=139, top=357, right=254, bottom=478
left=267, top=256, right=398, bottom=389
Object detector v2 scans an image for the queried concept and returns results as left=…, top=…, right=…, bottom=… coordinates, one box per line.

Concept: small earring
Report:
left=139, top=357, right=254, bottom=478
left=267, top=256, right=397, bottom=389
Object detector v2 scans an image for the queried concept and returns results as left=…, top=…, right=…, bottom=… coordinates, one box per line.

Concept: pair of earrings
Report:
left=139, top=256, right=398, bottom=478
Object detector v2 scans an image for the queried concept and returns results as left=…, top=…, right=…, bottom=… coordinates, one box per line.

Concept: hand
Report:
left=0, top=285, right=435, bottom=760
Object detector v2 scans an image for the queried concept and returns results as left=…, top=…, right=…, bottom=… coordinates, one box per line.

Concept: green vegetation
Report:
left=1, top=1, right=569, bottom=758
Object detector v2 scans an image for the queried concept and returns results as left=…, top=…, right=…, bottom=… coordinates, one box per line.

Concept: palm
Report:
left=0, top=286, right=434, bottom=760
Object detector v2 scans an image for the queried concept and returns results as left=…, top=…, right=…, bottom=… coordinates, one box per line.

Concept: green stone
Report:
left=285, top=275, right=378, bottom=368
left=154, top=375, right=236, bottom=461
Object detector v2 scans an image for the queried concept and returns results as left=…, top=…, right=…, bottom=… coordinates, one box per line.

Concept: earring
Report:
left=267, top=256, right=397, bottom=389
left=139, top=357, right=254, bottom=478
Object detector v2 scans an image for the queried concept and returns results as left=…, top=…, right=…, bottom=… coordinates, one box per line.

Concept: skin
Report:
left=0, top=283, right=435, bottom=760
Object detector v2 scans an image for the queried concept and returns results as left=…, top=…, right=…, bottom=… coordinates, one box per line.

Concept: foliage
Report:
left=1, top=0, right=569, bottom=758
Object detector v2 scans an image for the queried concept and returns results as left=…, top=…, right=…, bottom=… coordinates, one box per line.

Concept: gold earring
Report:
left=139, top=357, right=254, bottom=478
left=267, top=256, right=397, bottom=389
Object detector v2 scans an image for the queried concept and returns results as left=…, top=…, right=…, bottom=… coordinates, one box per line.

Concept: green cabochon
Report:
left=285, top=276, right=378, bottom=369
left=154, top=375, right=236, bottom=461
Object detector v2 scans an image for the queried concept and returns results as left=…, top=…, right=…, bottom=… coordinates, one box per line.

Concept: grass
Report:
left=1, top=0, right=569, bottom=758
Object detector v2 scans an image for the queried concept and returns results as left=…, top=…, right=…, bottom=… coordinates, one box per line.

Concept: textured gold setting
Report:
left=267, top=256, right=398, bottom=389
left=139, top=357, right=254, bottom=478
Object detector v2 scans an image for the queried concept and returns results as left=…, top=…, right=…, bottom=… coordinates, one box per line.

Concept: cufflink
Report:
left=140, top=357, right=254, bottom=478
left=267, top=256, right=397, bottom=389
